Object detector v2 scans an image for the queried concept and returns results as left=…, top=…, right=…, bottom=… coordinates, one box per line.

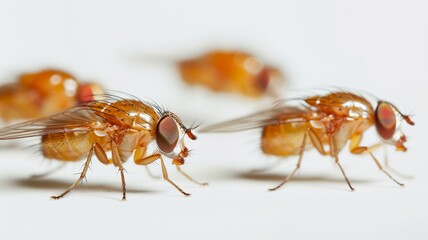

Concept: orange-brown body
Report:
left=202, top=91, right=414, bottom=191
left=262, top=93, right=374, bottom=157
left=0, top=69, right=103, bottom=122
left=42, top=131, right=109, bottom=161
left=178, top=50, right=283, bottom=98
left=41, top=100, right=159, bottom=163
left=201, top=91, right=413, bottom=190
left=0, top=97, right=201, bottom=199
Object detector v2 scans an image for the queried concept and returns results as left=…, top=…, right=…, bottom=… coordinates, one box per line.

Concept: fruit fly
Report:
left=201, top=91, right=414, bottom=191
left=0, top=69, right=104, bottom=122
left=0, top=95, right=205, bottom=199
left=178, top=50, right=284, bottom=98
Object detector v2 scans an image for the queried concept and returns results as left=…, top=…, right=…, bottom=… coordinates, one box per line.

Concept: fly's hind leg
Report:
left=51, top=143, right=100, bottom=200
left=269, top=128, right=309, bottom=191
left=134, top=151, right=190, bottom=196
left=349, top=134, right=404, bottom=187
left=330, top=134, right=354, bottom=191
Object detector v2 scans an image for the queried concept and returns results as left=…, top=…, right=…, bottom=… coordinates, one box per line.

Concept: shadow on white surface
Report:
left=8, top=177, right=160, bottom=195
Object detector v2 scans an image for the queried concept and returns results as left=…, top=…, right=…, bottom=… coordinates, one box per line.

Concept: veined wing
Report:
left=0, top=106, right=103, bottom=139
left=200, top=105, right=318, bottom=133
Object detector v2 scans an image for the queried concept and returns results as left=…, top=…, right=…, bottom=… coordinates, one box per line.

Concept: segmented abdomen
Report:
left=261, top=122, right=313, bottom=157
left=41, top=131, right=108, bottom=161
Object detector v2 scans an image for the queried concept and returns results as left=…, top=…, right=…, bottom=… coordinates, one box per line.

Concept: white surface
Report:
left=0, top=0, right=427, bottom=239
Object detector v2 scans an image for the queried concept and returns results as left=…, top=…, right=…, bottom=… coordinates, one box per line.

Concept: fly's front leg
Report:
left=111, top=142, right=127, bottom=201
left=144, top=167, right=160, bottom=179
left=269, top=127, right=310, bottom=191
left=349, top=133, right=382, bottom=154
left=134, top=146, right=159, bottom=179
left=383, top=147, right=413, bottom=179
left=369, top=153, right=404, bottom=186
left=134, top=152, right=190, bottom=196
left=176, top=165, right=208, bottom=186
left=51, top=143, right=99, bottom=199
left=161, top=158, right=190, bottom=196
left=349, top=134, right=404, bottom=187
left=329, top=134, right=354, bottom=191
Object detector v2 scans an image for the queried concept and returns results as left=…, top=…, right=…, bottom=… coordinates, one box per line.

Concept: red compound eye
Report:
left=255, top=68, right=270, bottom=92
left=77, top=83, right=104, bottom=103
left=156, top=116, right=179, bottom=153
left=375, top=102, right=396, bottom=140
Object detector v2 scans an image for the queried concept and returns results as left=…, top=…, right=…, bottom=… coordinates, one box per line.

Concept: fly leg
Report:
left=350, top=134, right=404, bottom=186
left=144, top=166, right=160, bottom=179
left=349, top=134, right=404, bottom=187
left=30, top=163, right=66, bottom=179
left=111, top=142, right=127, bottom=201
left=176, top=165, right=208, bottom=186
left=134, top=152, right=190, bottom=196
left=51, top=143, right=100, bottom=199
left=330, top=134, right=354, bottom=191
left=161, top=157, right=190, bottom=196
left=369, top=153, right=404, bottom=186
left=383, top=147, right=413, bottom=179
left=134, top=145, right=160, bottom=179
left=268, top=128, right=309, bottom=191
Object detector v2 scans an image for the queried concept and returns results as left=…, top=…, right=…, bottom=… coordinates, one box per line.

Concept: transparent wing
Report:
left=0, top=106, right=101, bottom=139
left=200, top=105, right=317, bottom=133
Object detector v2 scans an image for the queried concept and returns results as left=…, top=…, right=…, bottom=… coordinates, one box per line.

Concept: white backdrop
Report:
left=0, top=1, right=427, bottom=239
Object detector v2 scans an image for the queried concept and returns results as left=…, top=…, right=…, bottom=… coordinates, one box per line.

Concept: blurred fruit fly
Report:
left=0, top=69, right=104, bottom=122
left=178, top=50, right=284, bottom=98
left=0, top=95, right=205, bottom=199
left=201, top=91, right=414, bottom=191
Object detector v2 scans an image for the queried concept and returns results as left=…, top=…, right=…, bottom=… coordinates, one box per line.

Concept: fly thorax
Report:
left=118, top=130, right=151, bottom=161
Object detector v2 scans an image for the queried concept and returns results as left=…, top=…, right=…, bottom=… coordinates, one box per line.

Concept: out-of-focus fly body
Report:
left=178, top=50, right=284, bottom=98
left=0, top=69, right=104, bottom=122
